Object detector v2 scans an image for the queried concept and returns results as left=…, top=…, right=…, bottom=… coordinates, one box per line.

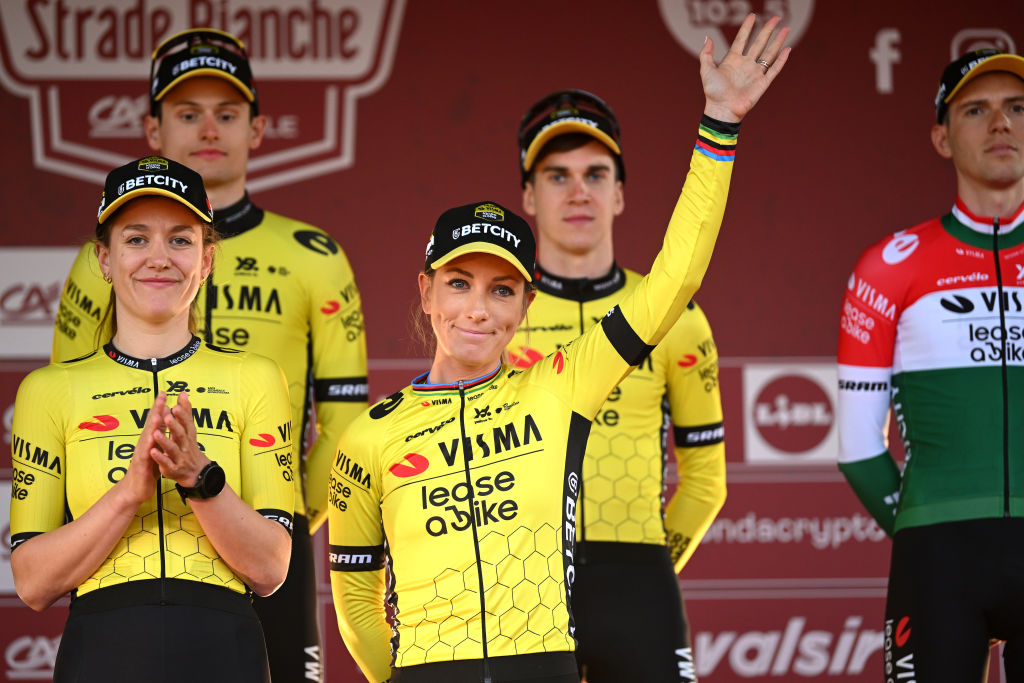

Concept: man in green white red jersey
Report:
left=837, top=50, right=1024, bottom=680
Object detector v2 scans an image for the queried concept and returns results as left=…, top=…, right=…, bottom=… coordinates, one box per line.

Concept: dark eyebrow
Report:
left=539, top=162, right=612, bottom=175
left=955, top=94, right=1024, bottom=111
left=121, top=223, right=201, bottom=233
left=446, top=267, right=518, bottom=283
left=170, top=99, right=244, bottom=108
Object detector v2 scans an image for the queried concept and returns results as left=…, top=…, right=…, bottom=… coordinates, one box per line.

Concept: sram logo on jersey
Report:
left=837, top=379, right=888, bottom=392
left=328, top=544, right=385, bottom=572
left=436, top=414, right=542, bottom=466
left=420, top=470, right=518, bottom=536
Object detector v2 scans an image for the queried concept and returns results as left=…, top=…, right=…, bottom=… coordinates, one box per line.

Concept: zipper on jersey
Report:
left=150, top=357, right=168, bottom=601
left=992, top=217, right=1011, bottom=517
left=458, top=379, right=493, bottom=683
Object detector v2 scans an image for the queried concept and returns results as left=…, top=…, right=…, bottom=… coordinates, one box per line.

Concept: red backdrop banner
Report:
left=2, top=2, right=1022, bottom=681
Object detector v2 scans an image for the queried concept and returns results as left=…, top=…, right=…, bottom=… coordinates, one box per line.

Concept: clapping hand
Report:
left=149, top=391, right=211, bottom=488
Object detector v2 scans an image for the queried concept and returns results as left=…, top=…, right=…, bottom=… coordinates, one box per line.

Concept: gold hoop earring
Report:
left=200, top=278, right=207, bottom=288
left=102, top=273, right=112, bottom=284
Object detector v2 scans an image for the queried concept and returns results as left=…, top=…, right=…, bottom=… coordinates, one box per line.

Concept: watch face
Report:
left=202, top=462, right=227, bottom=497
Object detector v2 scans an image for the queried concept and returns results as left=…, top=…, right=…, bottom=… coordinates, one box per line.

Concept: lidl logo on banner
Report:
left=742, top=363, right=838, bottom=464
left=0, top=0, right=406, bottom=191
left=657, top=0, right=815, bottom=62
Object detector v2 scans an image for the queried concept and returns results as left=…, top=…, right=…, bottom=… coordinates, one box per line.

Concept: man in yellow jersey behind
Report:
left=509, top=90, right=727, bottom=682
left=50, top=28, right=368, bottom=683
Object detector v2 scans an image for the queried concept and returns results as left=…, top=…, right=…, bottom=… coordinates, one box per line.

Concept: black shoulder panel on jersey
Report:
left=561, top=411, right=589, bottom=636
left=315, top=377, right=369, bottom=403
left=9, top=531, right=40, bottom=552
left=293, top=230, right=339, bottom=256
left=600, top=305, right=655, bottom=366
left=675, top=422, right=725, bottom=447
left=64, top=350, right=98, bottom=364
left=259, top=509, right=295, bottom=535
left=329, top=544, right=387, bottom=572
left=369, top=391, right=404, bottom=419
left=205, top=343, right=243, bottom=354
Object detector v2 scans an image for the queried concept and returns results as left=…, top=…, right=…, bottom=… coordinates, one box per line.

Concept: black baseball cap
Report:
left=96, top=156, right=214, bottom=234
left=150, top=28, right=258, bottom=116
left=424, top=201, right=536, bottom=281
left=935, top=49, right=1024, bottom=123
left=518, top=89, right=623, bottom=185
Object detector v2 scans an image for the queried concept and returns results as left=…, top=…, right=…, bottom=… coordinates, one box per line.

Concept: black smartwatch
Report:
left=175, top=461, right=226, bottom=504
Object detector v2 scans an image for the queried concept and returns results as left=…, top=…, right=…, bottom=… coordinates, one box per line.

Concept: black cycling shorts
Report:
left=573, top=542, right=695, bottom=683
left=252, top=513, right=322, bottom=682
left=884, top=517, right=1024, bottom=682
left=391, top=652, right=579, bottom=682
left=54, top=579, right=269, bottom=683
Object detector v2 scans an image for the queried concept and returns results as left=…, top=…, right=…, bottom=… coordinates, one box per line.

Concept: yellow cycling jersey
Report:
left=329, top=118, right=738, bottom=682
left=10, top=337, right=295, bottom=597
left=509, top=271, right=725, bottom=571
left=52, top=197, right=367, bottom=529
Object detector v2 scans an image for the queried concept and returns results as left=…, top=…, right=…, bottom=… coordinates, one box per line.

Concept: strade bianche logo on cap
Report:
left=0, top=0, right=406, bottom=191
left=474, top=203, right=505, bottom=222
left=658, top=0, right=815, bottom=61
left=138, top=156, right=169, bottom=172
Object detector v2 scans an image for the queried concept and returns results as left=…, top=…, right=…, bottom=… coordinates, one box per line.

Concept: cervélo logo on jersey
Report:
left=0, top=0, right=406, bottom=191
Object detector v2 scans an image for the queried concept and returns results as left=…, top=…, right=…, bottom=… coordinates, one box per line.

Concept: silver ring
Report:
left=756, top=58, right=771, bottom=71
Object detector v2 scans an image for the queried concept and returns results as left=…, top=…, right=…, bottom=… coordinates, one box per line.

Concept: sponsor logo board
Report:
left=0, top=0, right=406, bottom=191
left=692, top=611, right=883, bottom=679
left=0, top=248, right=79, bottom=359
left=743, top=364, right=837, bottom=464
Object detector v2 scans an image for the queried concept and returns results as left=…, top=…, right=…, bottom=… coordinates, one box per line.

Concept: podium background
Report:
left=2, top=1, right=1022, bottom=680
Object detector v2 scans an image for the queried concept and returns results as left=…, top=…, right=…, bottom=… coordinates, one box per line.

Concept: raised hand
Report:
left=700, top=14, right=790, bottom=123
left=150, top=391, right=211, bottom=486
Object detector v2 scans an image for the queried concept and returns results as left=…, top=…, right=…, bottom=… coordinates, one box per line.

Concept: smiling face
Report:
left=419, top=252, right=534, bottom=382
left=522, top=139, right=624, bottom=258
left=932, top=71, right=1024, bottom=193
left=144, top=76, right=266, bottom=207
left=97, top=196, right=214, bottom=335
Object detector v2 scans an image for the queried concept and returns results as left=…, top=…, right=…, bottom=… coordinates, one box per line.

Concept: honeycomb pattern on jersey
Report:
left=394, top=523, right=574, bottom=666
left=581, top=431, right=666, bottom=543
left=79, top=487, right=243, bottom=595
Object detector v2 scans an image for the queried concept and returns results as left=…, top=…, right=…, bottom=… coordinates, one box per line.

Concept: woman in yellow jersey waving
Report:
left=9, top=157, right=293, bottom=682
left=329, top=15, right=790, bottom=683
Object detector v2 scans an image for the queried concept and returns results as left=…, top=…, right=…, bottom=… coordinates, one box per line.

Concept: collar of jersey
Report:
left=214, top=193, right=265, bottom=238
left=534, top=262, right=626, bottom=302
left=410, top=363, right=503, bottom=396
left=945, top=197, right=1024, bottom=248
left=102, top=335, right=202, bottom=371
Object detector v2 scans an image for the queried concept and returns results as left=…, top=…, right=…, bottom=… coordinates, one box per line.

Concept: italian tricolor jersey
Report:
left=837, top=199, right=1024, bottom=532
